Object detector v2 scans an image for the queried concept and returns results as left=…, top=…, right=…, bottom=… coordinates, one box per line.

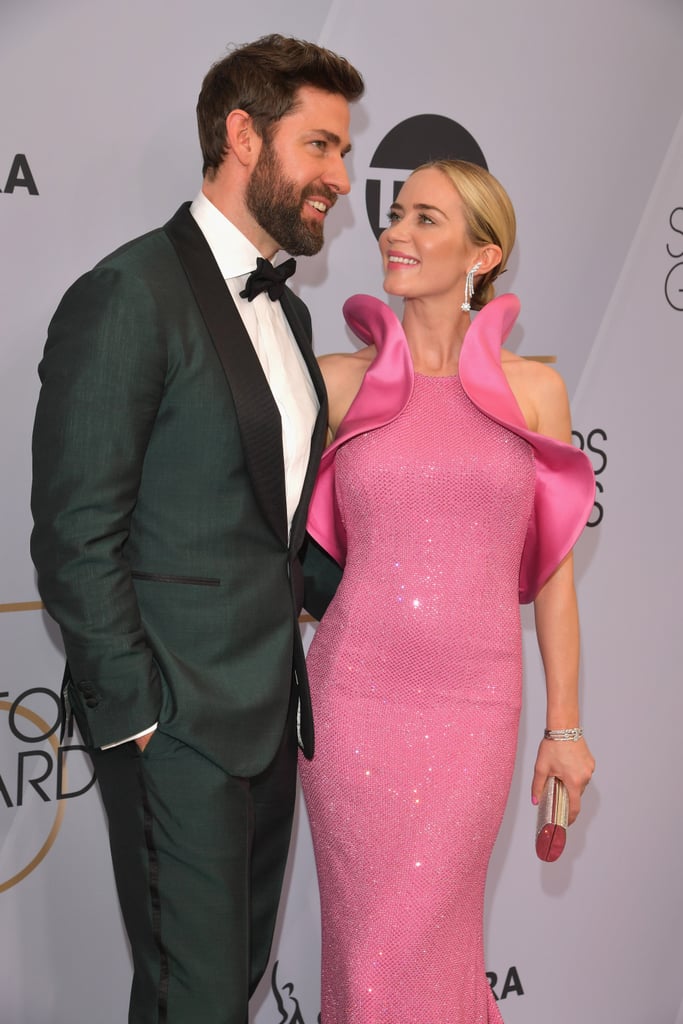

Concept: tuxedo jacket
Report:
left=306, top=293, right=595, bottom=604
left=31, top=203, right=328, bottom=776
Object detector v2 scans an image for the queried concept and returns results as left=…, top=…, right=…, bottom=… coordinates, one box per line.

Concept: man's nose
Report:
left=323, top=156, right=351, bottom=197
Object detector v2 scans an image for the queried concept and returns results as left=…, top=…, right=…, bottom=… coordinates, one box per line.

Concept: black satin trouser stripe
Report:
left=136, top=758, right=170, bottom=1023
left=90, top=696, right=298, bottom=1022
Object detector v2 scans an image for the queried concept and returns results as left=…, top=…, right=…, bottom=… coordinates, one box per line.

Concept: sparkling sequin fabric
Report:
left=299, top=372, right=536, bottom=1023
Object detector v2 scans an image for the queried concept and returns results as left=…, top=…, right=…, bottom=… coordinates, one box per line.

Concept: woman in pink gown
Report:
left=299, top=160, right=596, bottom=1023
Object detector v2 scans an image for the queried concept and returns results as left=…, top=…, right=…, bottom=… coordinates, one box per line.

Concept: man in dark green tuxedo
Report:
left=30, top=34, right=363, bottom=1023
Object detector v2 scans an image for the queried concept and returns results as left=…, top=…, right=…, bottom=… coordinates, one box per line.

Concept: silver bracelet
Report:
left=544, top=727, right=583, bottom=742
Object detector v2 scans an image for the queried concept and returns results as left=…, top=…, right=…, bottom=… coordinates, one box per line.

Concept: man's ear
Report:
left=225, top=109, right=262, bottom=169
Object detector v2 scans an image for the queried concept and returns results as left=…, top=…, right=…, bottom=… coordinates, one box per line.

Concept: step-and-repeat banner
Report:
left=2, top=0, right=682, bottom=1020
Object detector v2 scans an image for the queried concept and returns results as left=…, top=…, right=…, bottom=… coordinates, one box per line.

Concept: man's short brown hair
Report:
left=197, top=33, right=364, bottom=177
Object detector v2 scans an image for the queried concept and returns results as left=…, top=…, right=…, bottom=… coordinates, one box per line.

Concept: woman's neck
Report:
left=401, top=297, right=471, bottom=377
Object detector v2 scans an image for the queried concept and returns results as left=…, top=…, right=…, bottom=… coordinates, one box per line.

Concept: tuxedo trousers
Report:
left=90, top=692, right=297, bottom=1024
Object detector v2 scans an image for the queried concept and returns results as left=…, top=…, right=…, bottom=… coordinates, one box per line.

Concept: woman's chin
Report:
left=382, top=277, right=409, bottom=298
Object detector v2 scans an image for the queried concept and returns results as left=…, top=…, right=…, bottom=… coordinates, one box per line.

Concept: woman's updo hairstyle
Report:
left=414, top=159, right=516, bottom=310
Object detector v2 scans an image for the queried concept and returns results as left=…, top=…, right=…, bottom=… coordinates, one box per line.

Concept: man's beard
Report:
left=246, top=140, right=334, bottom=257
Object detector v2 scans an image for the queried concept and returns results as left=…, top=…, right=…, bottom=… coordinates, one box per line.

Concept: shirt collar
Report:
left=190, top=190, right=267, bottom=281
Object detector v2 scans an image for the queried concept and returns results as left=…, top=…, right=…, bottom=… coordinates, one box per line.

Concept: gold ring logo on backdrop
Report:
left=0, top=689, right=96, bottom=892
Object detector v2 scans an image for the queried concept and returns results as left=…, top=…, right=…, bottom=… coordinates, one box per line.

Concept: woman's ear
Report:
left=476, top=244, right=504, bottom=276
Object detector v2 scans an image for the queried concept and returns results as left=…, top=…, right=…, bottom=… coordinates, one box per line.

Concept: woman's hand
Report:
left=531, top=736, right=595, bottom=825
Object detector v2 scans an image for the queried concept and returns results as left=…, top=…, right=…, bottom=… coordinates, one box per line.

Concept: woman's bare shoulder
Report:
left=502, top=349, right=565, bottom=389
left=318, top=347, right=377, bottom=436
left=318, top=346, right=375, bottom=373
left=318, top=347, right=376, bottom=393
left=501, top=351, right=570, bottom=437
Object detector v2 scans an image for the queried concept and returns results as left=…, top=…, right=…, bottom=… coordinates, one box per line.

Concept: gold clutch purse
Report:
left=535, top=776, right=569, bottom=862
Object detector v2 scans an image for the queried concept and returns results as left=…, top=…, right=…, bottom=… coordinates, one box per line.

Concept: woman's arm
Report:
left=532, top=555, right=595, bottom=822
left=528, top=360, right=595, bottom=822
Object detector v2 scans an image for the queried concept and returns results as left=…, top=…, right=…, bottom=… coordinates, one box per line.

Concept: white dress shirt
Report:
left=190, top=190, right=319, bottom=531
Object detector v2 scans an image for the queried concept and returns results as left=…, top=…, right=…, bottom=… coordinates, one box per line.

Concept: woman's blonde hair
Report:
left=414, top=159, right=516, bottom=309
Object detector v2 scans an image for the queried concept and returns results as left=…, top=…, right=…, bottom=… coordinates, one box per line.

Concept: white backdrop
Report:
left=2, top=1, right=683, bottom=1021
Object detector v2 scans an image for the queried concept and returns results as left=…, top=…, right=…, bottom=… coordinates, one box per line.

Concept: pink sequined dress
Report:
left=299, top=366, right=535, bottom=1023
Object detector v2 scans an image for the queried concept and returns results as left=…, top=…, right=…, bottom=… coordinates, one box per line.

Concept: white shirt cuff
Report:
left=101, top=723, right=157, bottom=750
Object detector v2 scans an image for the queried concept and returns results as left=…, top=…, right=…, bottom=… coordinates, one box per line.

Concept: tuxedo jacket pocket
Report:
left=131, top=570, right=220, bottom=587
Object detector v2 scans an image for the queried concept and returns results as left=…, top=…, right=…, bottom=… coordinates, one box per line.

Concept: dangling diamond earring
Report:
left=461, top=261, right=482, bottom=312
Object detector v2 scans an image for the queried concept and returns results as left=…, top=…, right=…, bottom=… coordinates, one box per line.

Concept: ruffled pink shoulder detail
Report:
left=306, top=295, right=412, bottom=567
left=457, top=293, right=595, bottom=601
left=306, top=294, right=595, bottom=603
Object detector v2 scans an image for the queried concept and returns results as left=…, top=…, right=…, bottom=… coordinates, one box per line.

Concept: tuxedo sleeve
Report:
left=31, top=265, right=165, bottom=747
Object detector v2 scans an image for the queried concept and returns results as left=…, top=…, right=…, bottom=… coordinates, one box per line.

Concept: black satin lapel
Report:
left=164, top=205, right=287, bottom=545
left=281, top=289, right=329, bottom=556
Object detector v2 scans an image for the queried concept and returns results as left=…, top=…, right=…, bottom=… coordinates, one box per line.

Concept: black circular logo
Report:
left=365, top=114, right=488, bottom=239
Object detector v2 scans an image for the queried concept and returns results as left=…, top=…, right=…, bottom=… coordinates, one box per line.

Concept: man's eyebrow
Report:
left=309, top=129, right=352, bottom=155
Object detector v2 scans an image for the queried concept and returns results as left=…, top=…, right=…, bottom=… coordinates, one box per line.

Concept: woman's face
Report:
left=379, top=167, right=478, bottom=302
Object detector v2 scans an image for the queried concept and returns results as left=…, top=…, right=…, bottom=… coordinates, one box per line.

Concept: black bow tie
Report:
left=239, top=257, right=296, bottom=302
